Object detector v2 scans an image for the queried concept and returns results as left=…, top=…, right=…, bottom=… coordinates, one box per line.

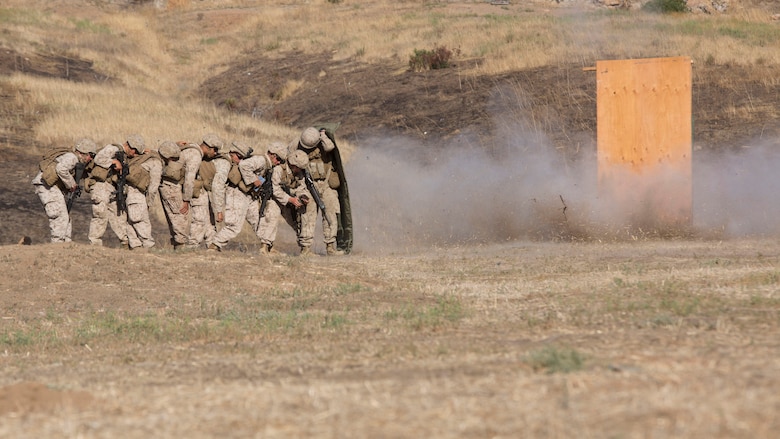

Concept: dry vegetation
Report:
left=2, top=0, right=780, bottom=437
left=1, top=0, right=778, bottom=148
left=2, top=240, right=780, bottom=437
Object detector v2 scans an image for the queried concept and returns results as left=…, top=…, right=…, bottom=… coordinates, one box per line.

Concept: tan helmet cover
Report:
left=74, top=138, right=97, bottom=155
left=126, top=134, right=146, bottom=153
left=202, top=133, right=225, bottom=152
left=267, top=141, right=288, bottom=161
left=288, top=150, right=309, bottom=169
left=299, top=127, right=320, bottom=149
left=229, top=141, right=252, bottom=158
left=158, top=140, right=180, bottom=159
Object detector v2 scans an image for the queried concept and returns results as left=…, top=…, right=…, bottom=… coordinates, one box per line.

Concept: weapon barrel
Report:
left=304, top=170, right=331, bottom=226
left=67, top=162, right=86, bottom=213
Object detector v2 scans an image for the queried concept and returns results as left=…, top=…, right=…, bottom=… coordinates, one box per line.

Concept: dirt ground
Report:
left=1, top=239, right=780, bottom=438
left=2, top=4, right=780, bottom=437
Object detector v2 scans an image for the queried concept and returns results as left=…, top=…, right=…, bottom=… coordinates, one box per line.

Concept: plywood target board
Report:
left=597, top=56, right=692, bottom=228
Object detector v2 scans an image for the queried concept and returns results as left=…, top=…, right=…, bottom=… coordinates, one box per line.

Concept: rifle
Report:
left=257, top=168, right=273, bottom=218
left=66, top=162, right=86, bottom=213
left=304, top=169, right=331, bottom=226
left=114, top=150, right=129, bottom=215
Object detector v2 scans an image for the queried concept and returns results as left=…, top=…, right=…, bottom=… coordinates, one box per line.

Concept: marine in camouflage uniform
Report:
left=288, top=127, right=344, bottom=256
left=210, top=141, right=286, bottom=251
left=31, top=138, right=97, bottom=243
left=178, top=133, right=225, bottom=248
left=157, top=141, right=188, bottom=249
left=257, top=149, right=312, bottom=255
left=202, top=138, right=231, bottom=249
left=124, top=136, right=162, bottom=250
left=87, top=135, right=144, bottom=247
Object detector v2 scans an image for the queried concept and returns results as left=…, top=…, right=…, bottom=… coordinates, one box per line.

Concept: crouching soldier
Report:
left=210, top=141, right=259, bottom=250
left=157, top=141, right=188, bottom=249
left=210, top=141, right=287, bottom=251
left=124, top=136, right=162, bottom=250
left=32, top=138, right=97, bottom=242
left=179, top=133, right=225, bottom=249
left=258, top=149, right=312, bottom=255
left=87, top=135, right=144, bottom=247
left=289, top=127, right=344, bottom=255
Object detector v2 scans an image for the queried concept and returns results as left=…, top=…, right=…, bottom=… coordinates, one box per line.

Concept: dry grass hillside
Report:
left=2, top=1, right=780, bottom=438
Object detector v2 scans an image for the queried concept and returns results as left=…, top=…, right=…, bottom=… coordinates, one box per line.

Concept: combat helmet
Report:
left=126, top=134, right=146, bottom=153
left=287, top=150, right=309, bottom=169
left=202, top=133, right=224, bottom=152
left=74, top=138, right=97, bottom=155
left=158, top=140, right=180, bottom=160
left=299, top=127, right=321, bottom=150
left=229, top=141, right=252, bottom=158
left=267, top=141, right=288, bottom=162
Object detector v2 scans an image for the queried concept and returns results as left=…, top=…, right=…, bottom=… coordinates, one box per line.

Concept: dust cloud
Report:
left=694, top=142, right=780, bottom=237
left=346, top=132, right=780, bottom=254
left=346, top=130, right=595, bottom=254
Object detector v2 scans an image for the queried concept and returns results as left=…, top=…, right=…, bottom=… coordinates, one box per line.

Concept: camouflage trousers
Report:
left=300, top=178, right=340, bottom=246
left=258, top=196, right=301, bottom=247
left=212, top=186, right=259, bottom=249
left=159, top=182, right=188, bottom=247
left=88, top=181, right=128, bottom=246
left=34, top=183, right=71, bottom=243
left=187, top=191, right=215, bottom=247
left=126, top=186, right=154, bottom=249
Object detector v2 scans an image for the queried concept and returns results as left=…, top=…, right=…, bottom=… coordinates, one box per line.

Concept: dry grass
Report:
left=1, top=239, right=780, bottom=437
left=1, top=0, right=778, bottom=148
left=8, top=75, right=300, bottom=153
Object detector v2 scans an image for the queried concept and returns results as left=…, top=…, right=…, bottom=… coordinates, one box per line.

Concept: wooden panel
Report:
left=597, top=56, right=692, bottom=227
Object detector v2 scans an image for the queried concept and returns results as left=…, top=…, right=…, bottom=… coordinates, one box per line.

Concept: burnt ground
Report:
left=198, top=50, right=780, bottom=153
left=1, top=47, right=779, bottom=245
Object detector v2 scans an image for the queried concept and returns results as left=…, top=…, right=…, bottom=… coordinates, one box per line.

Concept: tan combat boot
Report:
left=326, top=242, right=344, bottom=256
left=299, top=246, right=312, bottom=256
left=259, top=243, right=271, bottom=255
left=207, top=243, right=221, bottom=252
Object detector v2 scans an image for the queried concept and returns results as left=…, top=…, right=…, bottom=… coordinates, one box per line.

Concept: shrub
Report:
left=409, top=45, right=457, bottom=72
left=642, top=0, right=689, bottom=13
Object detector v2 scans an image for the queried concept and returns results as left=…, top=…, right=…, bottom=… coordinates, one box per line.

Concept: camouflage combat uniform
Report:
left=289, top=127, right=342, bottom=254
left=31, top=140, right=95, bottom=242
left=87, top=143, right=129, bottom=246
left=257, top=160, right=310, bottom=251
left=197, top=152, right=230, bottom=248
left=180, top=134, right=227, bottom=248
left=179, top=142, right=210, bottom=247
left=158, top=141, right=188, bottom=248
left=125, top=149, right=162, bottom=249
left=211, top=142, right=267, bottom=250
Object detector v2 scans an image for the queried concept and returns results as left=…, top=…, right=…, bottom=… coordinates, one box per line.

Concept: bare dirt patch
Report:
left=0, top=48, right=110, bottom=83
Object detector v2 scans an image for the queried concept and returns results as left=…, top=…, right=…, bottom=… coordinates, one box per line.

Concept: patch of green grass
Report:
left=483, top=14, right=518, bottom=24
left=666, top=19, right=780, bottom=47
left=330, top=283, right=370, bottom=296
left=649, top=313, right=677, bottom=327
left=526, top=346, right=585, bottom=374
left=322, top=313, right=348, bottom=330
left=0, top=8, right=43, bottom=25
left=1, top=328, right=59, bottom=348
left=71, top=18, right=110, bottom=34
left=386, top=295, right=467, bottom=330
